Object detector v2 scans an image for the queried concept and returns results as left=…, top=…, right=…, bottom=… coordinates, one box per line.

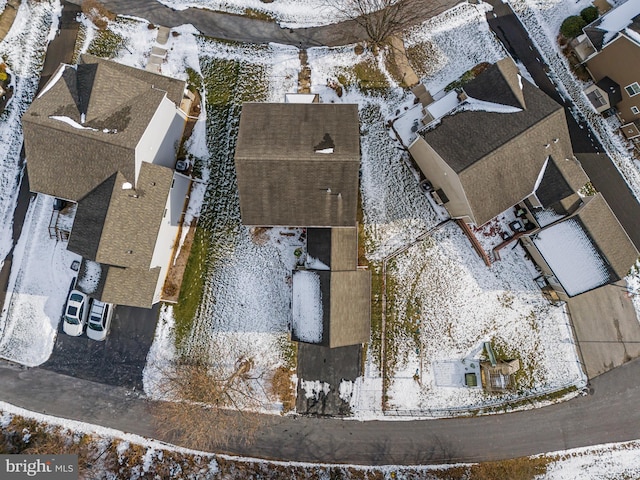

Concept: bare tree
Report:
left=326, top=0, right=422, bottom=46
left=151, top=356, right=267, bottom=450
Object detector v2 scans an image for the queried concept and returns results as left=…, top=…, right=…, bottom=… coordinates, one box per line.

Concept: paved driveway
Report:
left=568, top=282, right=640, bottom=378
left=43, top=305, right=159, bottom=390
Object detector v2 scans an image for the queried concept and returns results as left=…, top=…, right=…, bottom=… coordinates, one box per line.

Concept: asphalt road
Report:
left=1, top=357, right=639, bottom=465
left=486, top=0, right=640, bottom=249
left=67, top=0, right=461, bottom=48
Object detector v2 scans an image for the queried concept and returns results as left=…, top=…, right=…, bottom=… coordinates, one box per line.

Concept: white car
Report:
left=86, top=299, right=113, bottom=341
left=63, top=290, right=89, bottom=336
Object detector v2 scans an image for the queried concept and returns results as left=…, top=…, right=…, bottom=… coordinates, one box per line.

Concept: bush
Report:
left=580, top=6, right=599, bottom=24
left=560, top=15, right=586, bottom=38
left=0, top=72, right=7, bottom=82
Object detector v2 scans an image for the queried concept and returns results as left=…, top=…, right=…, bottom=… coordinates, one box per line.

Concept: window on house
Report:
left=625, top=82, right=640, bottom=97
left=632, top=106, right=640, bottom=115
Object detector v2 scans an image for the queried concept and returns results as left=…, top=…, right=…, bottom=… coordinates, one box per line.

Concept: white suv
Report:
left=63, top=290, right=89, bottom=336
left=87, top=299, right=113, bottom=341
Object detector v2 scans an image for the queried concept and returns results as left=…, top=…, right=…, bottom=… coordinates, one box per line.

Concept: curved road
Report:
left=68, top=0, right=460, bottom=47
left=1, top=358, right=639, bottom=465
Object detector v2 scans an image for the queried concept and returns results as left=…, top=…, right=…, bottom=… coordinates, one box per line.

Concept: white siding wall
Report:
left=151, top=173, right=191, bottom=303
left=135, top=96, right=185, bottom=182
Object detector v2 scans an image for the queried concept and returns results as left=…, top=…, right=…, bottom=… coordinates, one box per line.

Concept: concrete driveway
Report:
left=568, top=282, right=640, bottom=379
left=43, top=305, right=159, bottom=390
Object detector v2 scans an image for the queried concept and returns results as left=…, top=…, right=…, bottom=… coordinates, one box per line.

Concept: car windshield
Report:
left=88, top=322, right=103, bottom=331
left=70, top=293, right=83, bottom=302
left=65, top=315, right=79, bottom=325
left=67, top=306, right=78, bottom=316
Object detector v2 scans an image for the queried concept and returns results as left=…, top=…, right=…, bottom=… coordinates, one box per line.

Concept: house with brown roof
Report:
left=409, top=58, right=588, bottom=227
left=410, top=57, right=638, bottom=299
left=235, top=101, right=370, bottom=348
left=23, top=54, right=191, bottom=308
left=573, top=0, right=640, bottom=134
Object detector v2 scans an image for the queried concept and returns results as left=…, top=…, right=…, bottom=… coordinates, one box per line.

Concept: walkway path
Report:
left=67, top=0, right=460, bottom=48
left=1, top=358, right=639, bottom=464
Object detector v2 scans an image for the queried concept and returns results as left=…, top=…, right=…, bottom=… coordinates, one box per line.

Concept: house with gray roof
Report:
left=235, top=101, right=370, bottom=348
left=23, top=54, right=190, bottom=308
left=409, top=57, right=588, bottom=227
left=235, top=102, right=360, bottom=227
left=410, top=57, right=638, bottom=299
left=573, top=0, right=640, bottom=129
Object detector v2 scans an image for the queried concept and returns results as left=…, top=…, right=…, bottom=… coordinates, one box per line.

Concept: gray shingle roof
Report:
left=420, top=59, right=577, bottom=225
left=24, top=55, right=185, bottom=201
left=234, top=103, right=360, bottom=227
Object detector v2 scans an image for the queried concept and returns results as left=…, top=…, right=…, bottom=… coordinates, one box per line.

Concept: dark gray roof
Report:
left=577, top=193, right=639, bottom=280
left=420, top=58, right=579, bottom=225
left=596, top=76, right=622, bottom=105
left=101, top=265, right=161, bottom=309
left=535, top=156, right=589, bottom=213
left=24, top=55, right=185, bottom=201
left=464, top=58, right=526, bottom=109
left=307, top=227, right=358, bottom=270
left=235, top=103, right=360, bottom=227
left=307, top=228, right=332, bottom=267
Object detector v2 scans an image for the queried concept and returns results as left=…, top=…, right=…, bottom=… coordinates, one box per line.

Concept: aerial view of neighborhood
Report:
left=0, top=0, right=640, bottom=477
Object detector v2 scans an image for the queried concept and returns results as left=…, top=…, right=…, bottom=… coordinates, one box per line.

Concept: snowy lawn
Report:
left=140, top=29, right=302, bottom=412
left=0, top=0, right=59, bottom=264
left=154, top=0, right=344, bottom=28
left=0, top=196, right=80, bottom=366
left=307, top=3, right=585, bottom=417
left=384, top=224, right=584, bottom=413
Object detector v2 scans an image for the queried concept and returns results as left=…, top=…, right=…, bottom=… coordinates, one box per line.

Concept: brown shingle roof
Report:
left=24, top=55, right=185, bottom=201
left=577, top=193, right=639, bottom=279
left=420, top=59, right=578, bottom=225
left=234, top=103, right=360, bottom=227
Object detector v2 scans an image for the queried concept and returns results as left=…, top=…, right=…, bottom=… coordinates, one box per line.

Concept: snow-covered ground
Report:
left=155, top=0, right=344, bottom=28
left=0, top=196, right=80, bottom=366
left=0, top=0, right=59, bottom=264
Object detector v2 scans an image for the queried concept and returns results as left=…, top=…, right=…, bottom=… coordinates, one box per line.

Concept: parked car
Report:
left=86, top=299, right=113, bottom=341
left=63, top=290, right=89, bottom=336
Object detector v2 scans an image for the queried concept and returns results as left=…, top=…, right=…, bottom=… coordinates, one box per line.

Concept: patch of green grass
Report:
left=276, top=334, right=297, bottom=370
left=86, top=28, right=125, bottom=59
left=337, top=60, right=390, bottom=95
left=172, top=227, right=211, bottom=351
left=185, top=66, right=203, bottom=95
left=171, top=46, right=269, bottom=353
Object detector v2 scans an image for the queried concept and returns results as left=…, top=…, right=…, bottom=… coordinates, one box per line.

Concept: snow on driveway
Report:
left=0, top=195, right=80, bottom=366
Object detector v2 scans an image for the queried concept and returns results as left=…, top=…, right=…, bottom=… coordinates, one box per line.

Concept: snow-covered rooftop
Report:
left=425, top=90, right=460, bottom=121
left=291, top=270, right=323, bottom=344
left=533, top=218, right=611, bottom=296
left=596, top=0, right=640, bottom=45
